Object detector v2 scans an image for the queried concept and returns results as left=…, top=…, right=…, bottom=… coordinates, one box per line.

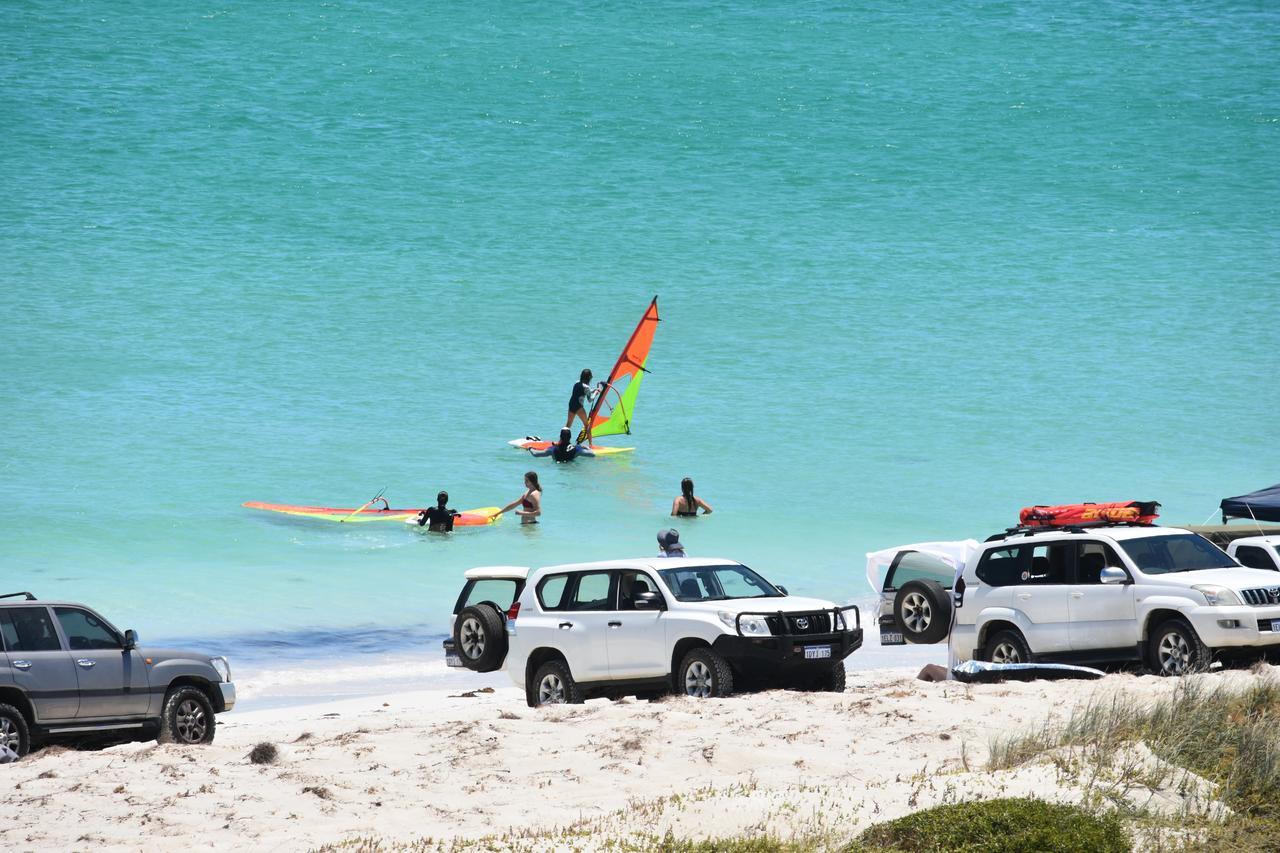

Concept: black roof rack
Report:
left=985, top=521, right=1159, bottom=542
left=0, top=592, right=37, bottom=601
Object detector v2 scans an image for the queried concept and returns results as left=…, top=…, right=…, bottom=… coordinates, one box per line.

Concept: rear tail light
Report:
left=507, top=602, right=521, bottom=621
left=954, top=577, right=966, bottom=608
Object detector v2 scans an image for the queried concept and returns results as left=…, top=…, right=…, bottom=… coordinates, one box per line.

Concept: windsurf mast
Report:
left=582, top=296, right=660, bottom=442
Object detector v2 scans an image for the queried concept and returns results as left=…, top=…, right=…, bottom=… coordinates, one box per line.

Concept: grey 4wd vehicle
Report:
left=0, top=592, right=235, bottom=759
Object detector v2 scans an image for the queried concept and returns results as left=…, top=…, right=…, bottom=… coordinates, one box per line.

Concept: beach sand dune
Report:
left=3, top=666, right=1270, bottom=850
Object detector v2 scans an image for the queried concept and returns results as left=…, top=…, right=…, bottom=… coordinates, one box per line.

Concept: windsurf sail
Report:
left=243, top=501, right=500, bottom=526
left=580, top=296, right=660, bottom=442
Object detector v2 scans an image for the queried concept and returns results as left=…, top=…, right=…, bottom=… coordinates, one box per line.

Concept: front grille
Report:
left=1241, top=587, right=1280, bottom=607
left=766, top=612, right=832, bottom=635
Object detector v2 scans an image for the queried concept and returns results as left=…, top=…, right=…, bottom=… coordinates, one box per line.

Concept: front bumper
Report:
left=1189, top=605, right=1280, bottom=648
left=217, top=682, right=236, bottom=712
left=712, top=605, right=864, bottom=671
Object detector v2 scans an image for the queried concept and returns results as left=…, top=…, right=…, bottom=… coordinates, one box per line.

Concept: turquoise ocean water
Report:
left=3, top=2, right=1277, bottom=678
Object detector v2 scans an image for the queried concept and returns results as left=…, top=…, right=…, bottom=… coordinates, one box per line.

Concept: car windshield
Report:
left=657, top=564, right=783, bottom=602
left=1119, top=534, right=1238, bottom=574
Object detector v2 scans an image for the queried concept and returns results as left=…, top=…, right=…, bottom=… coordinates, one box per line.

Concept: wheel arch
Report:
left=0, top=687, right=35, bottom=726
left=524, top=647, right=569, bottom=695
left=165, top=676, right=223, bottom=712
left=976, top=618, right=1024, bottom=652
left=1142, top=608, right=1193, bottom=643
left=670, top=636, right=711, bottom=683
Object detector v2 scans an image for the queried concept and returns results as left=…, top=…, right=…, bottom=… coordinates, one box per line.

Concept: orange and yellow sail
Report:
left=581, top=296, right=659, bottom=442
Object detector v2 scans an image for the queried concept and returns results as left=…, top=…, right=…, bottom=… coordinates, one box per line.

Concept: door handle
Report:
left=608, top=621, right=622, bottom=628
left=77, top=659, right=98, bottom=668
left=1070, top=592, right=1084, bottom=599
left=558, top=622, right=573, bottom=630
left=12, top=660, right=32, bottom=670
left=1017, top=593, right=1031, bottom=600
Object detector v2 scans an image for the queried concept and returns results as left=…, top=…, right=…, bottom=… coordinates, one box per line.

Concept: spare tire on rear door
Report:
left=453, top=603, right=507, bottom=672
left=893, top=579, right=952, bottom=644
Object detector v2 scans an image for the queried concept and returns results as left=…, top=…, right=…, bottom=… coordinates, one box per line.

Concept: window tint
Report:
left=537, top=574, right=570, bottom=611
left=463, top=579, right=521, bottom=610
left=1, top=607, right=63, bottom=652
left=886, top=552, right=954, bottom=590
left=976, top=547, right=1026, bottom=587
left=569, top=572, right=613, bottom=611
left=54, top=608, right=121, bottom=651
left=1025, top=543, right=1070, bottom=585
left=1236, top=546, right=1276, bottom=571
left=1077, top=541, right=1124, bottom=584
left=657, top=564, right=783, bottom=602
left=617, top=571, right=658, bottom=610
left=1120, top=534, right=1236, bottom=574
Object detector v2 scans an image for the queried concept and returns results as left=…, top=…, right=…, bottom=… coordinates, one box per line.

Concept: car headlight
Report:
left=718, top=611, right=771, bottom=636
left=209, top=656, right=232, bottom=682
left=1192, top=585, right=1241, bottom=607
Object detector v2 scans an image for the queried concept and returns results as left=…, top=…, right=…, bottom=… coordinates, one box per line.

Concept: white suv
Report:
left=947, top=525, right=1280, bottom=675
left=443, top=558, right=862, bottom=705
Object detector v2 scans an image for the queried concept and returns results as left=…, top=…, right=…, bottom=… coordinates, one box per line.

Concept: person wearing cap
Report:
left=415, top=491, right=460, bottom=532
left=657, top=529, right=687, bottom=557
left=527, top=427, right=596, bottom=462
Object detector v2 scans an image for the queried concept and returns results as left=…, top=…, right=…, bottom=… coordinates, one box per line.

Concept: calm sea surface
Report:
left=3, top=1, right=1277, bottom=671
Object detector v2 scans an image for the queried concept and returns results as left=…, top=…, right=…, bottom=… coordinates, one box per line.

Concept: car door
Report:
left=605, top=570, right=668, bottom=679
left=53, top=607, right=151, bottom=718
left=554, top=571, right=615, bottom=682
left=1067, top=541, right=1137, bottom=652
left=1011, top=542, right=1072, bottom=654
left=0, top=606, right=80, bottom=721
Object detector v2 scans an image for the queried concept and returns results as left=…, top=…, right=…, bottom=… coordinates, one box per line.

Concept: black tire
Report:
left=0, top=703, right=31, bottom=759
left=158, top=686, right=216, bottom=745
left=982, top=629, right=1031, bottom=664
left=893, top=580, right=952, bottom=645
left=816, top=661, right=847, bottom=693
left=1148, top=618, right=1210, bottom=676
left=529, top=659, right=585, bottom=707
left=678, top=647, right=734, bottom=698
left=453, top=604, right=507, bottom=673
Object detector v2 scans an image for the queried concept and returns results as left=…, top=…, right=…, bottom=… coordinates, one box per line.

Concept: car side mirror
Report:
left=633, top=591, right=663, bottom=610
left=123, top=629, right=138, bottom=649
left=1099, top=567, right=1128, bottom=585
left=776, top=585, right=788, bottom=595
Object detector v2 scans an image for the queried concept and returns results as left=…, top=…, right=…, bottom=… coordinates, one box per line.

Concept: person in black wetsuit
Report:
left=415, top=491, right=460, bottom=532
left=564, top=368, right=600, bottom=444
left=671, top=477, right=713, bottom=516
left=528, top=427, right=596, bottom=463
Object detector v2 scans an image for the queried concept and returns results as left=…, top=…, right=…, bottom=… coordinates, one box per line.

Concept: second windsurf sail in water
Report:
left=511, top=296, right=660, bottom=454
left=243, top=499, right=500, bottom=526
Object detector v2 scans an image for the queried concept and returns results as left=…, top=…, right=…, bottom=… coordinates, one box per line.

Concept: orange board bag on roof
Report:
left=1019, top=501, right=1161, bottom=528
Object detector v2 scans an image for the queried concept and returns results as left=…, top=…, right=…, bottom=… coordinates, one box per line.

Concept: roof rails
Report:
left=0, top=592, right=37, bottom=601
left=985, top=521, right=1159, bottom=542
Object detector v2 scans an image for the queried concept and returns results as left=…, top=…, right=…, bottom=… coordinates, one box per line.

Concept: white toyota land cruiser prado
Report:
left=443, top=558, right=862, bottom=705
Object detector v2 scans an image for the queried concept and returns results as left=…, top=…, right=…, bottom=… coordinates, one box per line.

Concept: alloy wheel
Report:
left=991, top=642, right=1022, bottom=664
left=902, top=592, right=932, bottom=633
left=0, top=717, right=19, bottom=753
left=174, top=699, right=208, bottom=743
left=685, top=660, right=713, bottom=697
left=538, top=673, right=565, bottom=704
left=1158, top=631, right=1192, bottom=675
left=460, top=617, right=486, bottom=659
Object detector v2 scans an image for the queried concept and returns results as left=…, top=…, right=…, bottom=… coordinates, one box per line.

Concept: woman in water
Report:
left=671, top=477, right=713, bottom=517
left=498, top=471, right=542, bottom=524
left=564, top=368, right=599, bottom=445
left=528, top=427, right=596, bottom=462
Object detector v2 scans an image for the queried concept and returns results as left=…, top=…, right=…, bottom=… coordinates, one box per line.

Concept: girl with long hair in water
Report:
left=671, top=477, right=713, bottom=517
left=499, top=471, right=543, bottom=524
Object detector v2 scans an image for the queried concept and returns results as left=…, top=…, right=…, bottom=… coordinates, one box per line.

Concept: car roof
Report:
left=532, top=557, right=743, bottom=574
left=463, top=566, right=531, bottom=580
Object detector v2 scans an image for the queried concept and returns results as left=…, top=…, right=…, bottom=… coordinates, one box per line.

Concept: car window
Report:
left=462, top=579, right=521, bottom=610
left=657, top=564, right=783, bottom=602
left=568, top=572, right=614, bottom=611
left=54, top=608, right=121, bottom=651
left=1, top=607, right=63, bottom=652
left=975, top=546, right=1026, bottom=587
left=1077, top=541, right=1125, bottom=583
left=1120, top=534, right=1237, bottom=574
left=1024, top=543, right=1069, bottom=585
left=537, top=574, right=571, bottom=611
left=1235, top=546, right=1276, bottom=571
left=616, top=571, right=658, bottom=610
left=886, top=552, right=954, bottom=590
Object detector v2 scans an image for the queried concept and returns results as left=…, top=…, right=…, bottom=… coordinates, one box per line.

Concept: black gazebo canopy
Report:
left=1221, top=483, right=1280, bottom=524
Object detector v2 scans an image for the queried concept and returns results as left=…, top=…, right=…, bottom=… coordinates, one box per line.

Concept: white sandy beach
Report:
left=5, top=661, right=1273, bottom=852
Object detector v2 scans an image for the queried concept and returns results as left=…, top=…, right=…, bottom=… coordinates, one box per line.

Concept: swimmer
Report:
left=671, top=477, right=713, bottom=517
left=497, top=471, right=542, bottom=524
left=415, top=491, right=460, bottom=532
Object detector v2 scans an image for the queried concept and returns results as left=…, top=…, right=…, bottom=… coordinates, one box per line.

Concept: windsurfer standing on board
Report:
left=565, top=368, right=601, bottom=445
left=528, top=427, right=596, bottom=463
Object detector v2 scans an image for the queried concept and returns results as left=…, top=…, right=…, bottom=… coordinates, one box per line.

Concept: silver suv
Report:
left=0, top=592, right=235, bottom=759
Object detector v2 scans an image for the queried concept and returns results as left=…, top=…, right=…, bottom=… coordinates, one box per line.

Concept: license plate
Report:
left=1272, top=620, right=1280, bottom=633
left=881, top=631, right=905, bottom=646
left=445, top=653, right=464, bottom=668
left=804, top=645, right=832, bottom=660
